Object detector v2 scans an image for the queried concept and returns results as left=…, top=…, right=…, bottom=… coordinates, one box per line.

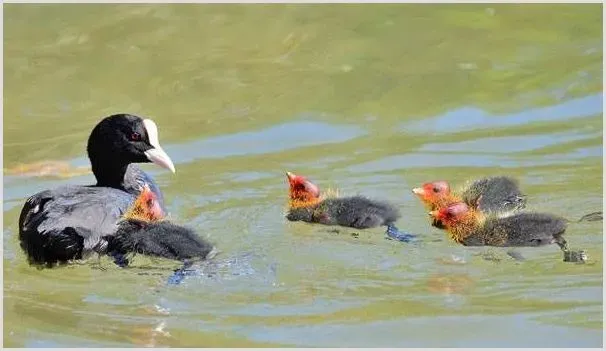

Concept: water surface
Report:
left=3, top=4, right=603, bottom=347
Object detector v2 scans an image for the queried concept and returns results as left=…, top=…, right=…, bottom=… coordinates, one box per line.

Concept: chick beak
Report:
left=412, top=188, right=425, bottom=196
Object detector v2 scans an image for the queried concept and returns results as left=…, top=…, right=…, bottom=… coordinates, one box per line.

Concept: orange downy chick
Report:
left=429, top=201, right=571, bottom=250
left=123, top=184, right=165, bottom=222
left=429, top=202, right=483, bottom=244
left=412, top=180, right=460, bottom=211
left=286, top=171, right=322, bottom=209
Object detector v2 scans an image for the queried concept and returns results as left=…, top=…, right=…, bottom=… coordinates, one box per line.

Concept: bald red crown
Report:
left=286, top=171, right=320, bottom=202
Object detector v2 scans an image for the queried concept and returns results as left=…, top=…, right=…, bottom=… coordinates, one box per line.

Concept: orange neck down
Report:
left=443, top=210, right=482, bottom=244
left=428, top=194, right=461, bottom=211
left=289, top=197, right=322, bottom=209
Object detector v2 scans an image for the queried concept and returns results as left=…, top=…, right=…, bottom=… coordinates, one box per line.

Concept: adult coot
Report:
left=18, top=113, right=176, bottom=267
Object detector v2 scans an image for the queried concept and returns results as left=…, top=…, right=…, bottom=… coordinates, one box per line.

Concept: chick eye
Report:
left=433, top=187, right=440, bottom=193
left=130, top=132, right=142, bottom=141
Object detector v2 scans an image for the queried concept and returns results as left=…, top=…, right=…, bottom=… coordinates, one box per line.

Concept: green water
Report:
left=3, top=4, right=603, bottom=347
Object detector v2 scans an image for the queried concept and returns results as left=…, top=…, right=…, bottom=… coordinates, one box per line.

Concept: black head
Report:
left=87, top=114, right=175, bottom=187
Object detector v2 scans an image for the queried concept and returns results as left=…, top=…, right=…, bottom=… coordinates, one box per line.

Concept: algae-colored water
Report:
left=3, top=4, right=603, bottom=347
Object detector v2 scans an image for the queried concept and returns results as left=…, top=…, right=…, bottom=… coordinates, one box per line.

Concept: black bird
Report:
left=413, top=176, right=527, bottom=229
left=103, top=184, right=216, bottom=276
left=285, top=172, right=404, bottom=230
left=18, top=113, right=176, bottom=267
left=106, top=184, right=215, bottom=266
left=429, top=202, right=568, bottom=248
left=107, top=220, right=215, bottom=266
left=461, top=176, right=527, bottom=213
left=286, top=196, right=401, bottom=229
left=428, top=201, right=589, bottom=263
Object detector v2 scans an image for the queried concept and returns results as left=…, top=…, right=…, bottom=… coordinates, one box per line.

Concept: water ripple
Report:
left=164, top=120, right=366, bottom=164
left=418, top=130, right=601, bottom=154
left=402, top=94, right=602, bottom=135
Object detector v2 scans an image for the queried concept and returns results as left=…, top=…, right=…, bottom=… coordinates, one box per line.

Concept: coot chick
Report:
left=107, top=186, right=215, bottom=266
left=124, top=163, right=168, bottom=215
left=107, top=220, right=215, bottom=265
left=429, top=202, right=566, bottom=248
left=285, top=172, right=401, bottom=229
left=18, top=114, right=175, bottom=267
left=413, top=177, right=526, bottom=228
left=460, top=177, right=601, bottom=223
left=122, top=184, right=165, bottom=222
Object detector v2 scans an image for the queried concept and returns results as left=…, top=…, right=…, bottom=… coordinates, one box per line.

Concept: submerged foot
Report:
left=506, top=250, right=526, bottom=261
left=166, top=261, right=196, bottom=286
left=563, top=250, right=587, bottom=263
left=385, top=223, right=417, bottom=243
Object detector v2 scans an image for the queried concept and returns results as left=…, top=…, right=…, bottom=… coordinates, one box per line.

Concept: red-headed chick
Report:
left=413, top=176, right=526, bottom=228
left=122, top=184, right=165, bottom=222
left=428, top=202, right=568, bottom=250
left=286, top=171, right=321, bottom=208
left=108, top=185, right=215, bottom=266
left=285, top=171, right=401, bottom=229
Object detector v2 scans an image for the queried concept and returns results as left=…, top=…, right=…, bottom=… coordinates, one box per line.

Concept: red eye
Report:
left=130, top=132, right=141, bottom=141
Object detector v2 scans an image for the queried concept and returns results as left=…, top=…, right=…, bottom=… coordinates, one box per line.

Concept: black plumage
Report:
left=461, top=176, right=526, bottom=213
left=107, top=220, right=215, bottom=265
left=461, top=212, right=568, bottom=249
left=18, top=114, right=175, bottom=267
left=286, top=196, right=401, bottom=229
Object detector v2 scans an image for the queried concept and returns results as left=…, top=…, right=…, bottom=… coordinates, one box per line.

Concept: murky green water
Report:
left=3, top=4, right=603, bottom=347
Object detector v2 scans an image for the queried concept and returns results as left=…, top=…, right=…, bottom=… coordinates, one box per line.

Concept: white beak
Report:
left=142, top=119, right=176, bottom=173
left=412, top=188, right=424, bottom=195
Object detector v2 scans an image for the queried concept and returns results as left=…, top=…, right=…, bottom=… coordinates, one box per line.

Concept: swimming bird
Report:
left=18, top=113, right=175, bottom=267
left=414, top=177, right=601, bottom=228
left=284, top=172, right=416, bottom=243
left=107, top=185, right=215, bottom=267
left=413, top=176, right=526, bottom=228
left=429, top=202, right=565, bottom=248
left=429, top=201, right=587, bottom=262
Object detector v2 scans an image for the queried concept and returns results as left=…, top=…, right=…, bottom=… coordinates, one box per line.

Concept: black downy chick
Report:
left=430, top=202, right=587, bottom=263
left=285, top=172, right=415, bottom=242
left=106, top=186, right=215, bottom=267
left=287, top=195, right=401, bottom=229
